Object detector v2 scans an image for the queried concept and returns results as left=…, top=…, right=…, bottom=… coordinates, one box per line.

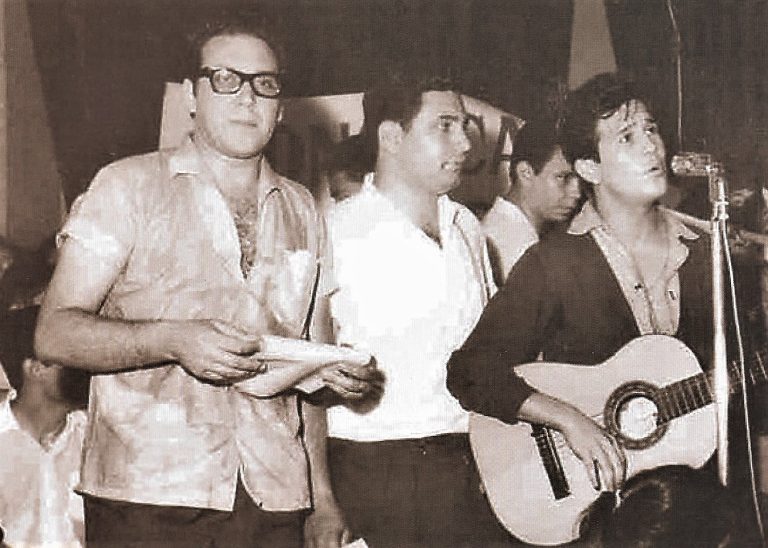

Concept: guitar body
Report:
left=469, top=335, right=717, bottom=545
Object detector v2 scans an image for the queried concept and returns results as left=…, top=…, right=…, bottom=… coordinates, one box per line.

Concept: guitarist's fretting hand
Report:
left=517, top=392, right=627, bottom=491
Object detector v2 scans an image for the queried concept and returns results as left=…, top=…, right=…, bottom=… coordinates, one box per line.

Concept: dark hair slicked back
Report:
left=183, top=9, right=286, bottom=80
left=508, top=117, right=563, bottom=185
left=360, top=70, right=461, bottom=160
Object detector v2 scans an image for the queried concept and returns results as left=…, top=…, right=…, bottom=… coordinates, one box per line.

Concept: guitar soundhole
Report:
left=604, top=381, right=668, bottom=450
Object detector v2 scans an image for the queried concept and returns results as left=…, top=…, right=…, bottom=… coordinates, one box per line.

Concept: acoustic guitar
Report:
left=469, top=335, right=767, bottom=545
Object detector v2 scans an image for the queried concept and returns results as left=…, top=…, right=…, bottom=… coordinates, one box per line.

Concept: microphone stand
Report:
left=708, top=161, right=729, bottom=486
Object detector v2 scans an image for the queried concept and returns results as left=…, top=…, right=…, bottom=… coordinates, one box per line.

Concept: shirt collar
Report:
left=490, top=197, right=531, bottom=224
left=568, top=201, right=699, bottom=241
left=0, top=393, right=19, bottom=434
left=168, top=134, right=282, bottom=197
left=0, top=394, right=84, bottom=450
left=364, top=174, right=463, bottom=239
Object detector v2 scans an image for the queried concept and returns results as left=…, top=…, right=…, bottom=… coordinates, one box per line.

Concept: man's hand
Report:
left=167, top=319, right=265, bottom=384
left=559, top=406, right=626, bottom=491
left=304, top=498, right=352, bottom=548
left=320, top=358, right=385, bottom=401
left=518, top=393, right=626, bottom=492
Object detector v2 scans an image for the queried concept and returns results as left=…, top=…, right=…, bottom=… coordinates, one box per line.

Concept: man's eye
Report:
left=439, top=120, right=453, bottom=131
left=213, top=71, right=241, bottom=89
left=256, top=76, right=279, bottom=90
left=645, top=124, right=658, bottom=134
left=619, top=133, right=631, bottom=144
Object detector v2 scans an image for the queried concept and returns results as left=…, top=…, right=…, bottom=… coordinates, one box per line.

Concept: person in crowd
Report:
left=0, top=306, right=90, bottom=547
left=320, top=72, right=512, bottom=547
left=324, top=134, right=369, bottom=204
left=448, top=71, right=750, bottom=507
left=482, top=117, right=581, bottom=285
left=35, top=13, right=379, bottom=548
left=577, top=465, right=734, bottom=547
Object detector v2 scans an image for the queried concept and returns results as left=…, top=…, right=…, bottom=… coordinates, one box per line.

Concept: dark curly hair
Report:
left=560, top=73, right=653, bottom=165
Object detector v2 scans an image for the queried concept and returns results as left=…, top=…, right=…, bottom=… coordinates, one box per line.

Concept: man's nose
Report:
left=642, top=132, right=658, bottom=153
left=565, top=176, right=582, bottom=201
left=236, top=82, right=258, bottom=104
left=455, top=127, right=471, bottom=155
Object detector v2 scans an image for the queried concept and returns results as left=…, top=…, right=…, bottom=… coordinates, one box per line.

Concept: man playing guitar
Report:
left=447, top=72, right=757, bottom=543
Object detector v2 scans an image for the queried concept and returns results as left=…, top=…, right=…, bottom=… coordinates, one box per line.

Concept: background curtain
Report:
left=26, top=0, right=575, bottom=204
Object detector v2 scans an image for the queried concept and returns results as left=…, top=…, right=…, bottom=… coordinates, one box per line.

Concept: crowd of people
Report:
left=0, top=10, right=765, bottom=548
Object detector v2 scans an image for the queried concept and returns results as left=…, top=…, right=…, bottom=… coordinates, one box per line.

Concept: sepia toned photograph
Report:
left=0, top=1, right=766, bottom=546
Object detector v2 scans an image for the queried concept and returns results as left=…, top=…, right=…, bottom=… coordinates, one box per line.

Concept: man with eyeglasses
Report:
left=35, top=14, right=376, bottom=548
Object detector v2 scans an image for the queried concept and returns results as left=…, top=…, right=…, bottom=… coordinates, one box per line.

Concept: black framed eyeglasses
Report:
left=198, top=67, right=282, bottom=98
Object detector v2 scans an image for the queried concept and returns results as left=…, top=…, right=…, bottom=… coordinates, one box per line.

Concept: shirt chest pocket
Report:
left=244, top=248, right=318, bottom=338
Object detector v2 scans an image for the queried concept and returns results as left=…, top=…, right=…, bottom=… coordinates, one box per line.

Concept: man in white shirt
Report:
left=321, top=74, right=512, bottom=547
left=482, top=118, right=581, bottom=285
left=0, top=306, right=90, bottom=547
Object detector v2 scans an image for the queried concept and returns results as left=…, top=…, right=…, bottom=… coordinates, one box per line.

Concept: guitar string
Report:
left=535, top=342, right=768, bottom=454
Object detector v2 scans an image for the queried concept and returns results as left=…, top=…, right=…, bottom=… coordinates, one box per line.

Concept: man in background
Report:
left=0, top=306, right=90, bottom=547
left=324, top=134, right=369, bottom=204
left=482, top=118, right=581, bottom=285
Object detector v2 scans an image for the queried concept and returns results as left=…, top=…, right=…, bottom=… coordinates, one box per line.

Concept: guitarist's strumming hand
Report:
left=518, top=392, right=627, bottom=491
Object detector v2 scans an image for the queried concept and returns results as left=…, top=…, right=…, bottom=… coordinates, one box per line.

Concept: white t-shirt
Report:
left=325, top=179, right=495, bottom=441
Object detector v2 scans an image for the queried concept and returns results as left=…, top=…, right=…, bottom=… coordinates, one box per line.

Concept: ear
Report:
left=378, top=121, right=403, bottom=155
left=23, top=358, right=44, bottom=379
left=182, top=78, right=197, bottom=117
left=515, top=161, right=536, bottom=187
left=575, top=158, right=601, bottom=185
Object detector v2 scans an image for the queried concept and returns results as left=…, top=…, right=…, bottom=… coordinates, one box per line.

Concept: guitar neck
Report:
left=658, top=347, right=768, bottom=424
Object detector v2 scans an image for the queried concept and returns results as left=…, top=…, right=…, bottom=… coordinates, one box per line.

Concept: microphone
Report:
left=670, top=152, right=713, bottom=177
left=670, top=151, right=730, bottom=486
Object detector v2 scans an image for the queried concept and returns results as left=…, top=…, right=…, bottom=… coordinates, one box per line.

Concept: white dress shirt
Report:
left=482, top=197, right=539, bottom=284
left=326, top=179, right=495, bottom=441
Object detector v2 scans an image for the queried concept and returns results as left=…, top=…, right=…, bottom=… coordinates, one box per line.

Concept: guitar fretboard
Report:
left=657, top=349, right=768, bottom=423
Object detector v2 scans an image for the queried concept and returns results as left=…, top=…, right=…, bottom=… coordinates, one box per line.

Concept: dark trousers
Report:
left=83, top=480, right=307, bottom=548
left=328, top=434, right=517, bottom=548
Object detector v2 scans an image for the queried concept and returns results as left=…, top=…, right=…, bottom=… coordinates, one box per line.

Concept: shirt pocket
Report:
left=244, top=249, right=317, bottom=338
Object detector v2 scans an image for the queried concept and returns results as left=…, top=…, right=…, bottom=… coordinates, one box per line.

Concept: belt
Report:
left=329, top=433, right=470, bottom=456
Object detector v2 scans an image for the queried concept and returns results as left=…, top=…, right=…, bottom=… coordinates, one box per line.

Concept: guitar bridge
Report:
left=532, top=425, right=571, bottom=500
